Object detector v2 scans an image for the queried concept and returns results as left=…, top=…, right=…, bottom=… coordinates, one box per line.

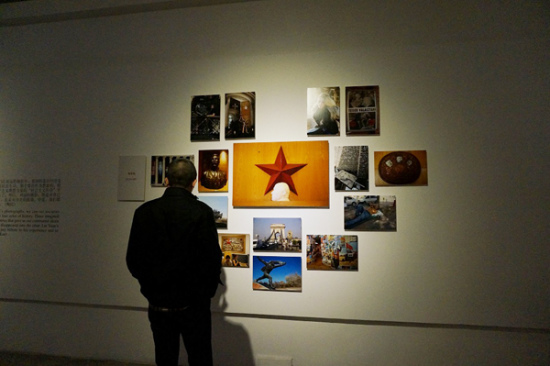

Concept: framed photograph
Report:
left=253, top=217, right=302, bottom=252
left=306, top=235, right=358, bottom=271
left=199, top=196, right=228, bottom=229
left=219, top=234, right=249, bottom=268
left=345, top=86, right=380, bottom=136
left=334, top=145, right=369, bottom=191
left=225, top=92, right=255, bottom=139
left=233, top=141, right=329, bottom=208
left=344, top=195, right=396, bottom=231
left=150, top=155, right=194, bottom=187
left=191, top=94, right=220, bottom=141
left=374, top=150, right=427, bottom=186
left=198, top=149, right=229, bottom=192
left=252, top=255, right=302, bottom=292
left=307, top=87, right=340, bottom=136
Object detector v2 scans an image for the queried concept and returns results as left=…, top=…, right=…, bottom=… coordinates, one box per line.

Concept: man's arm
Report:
left=126, top=205, right=173, bottom=285
left=126, top=207, right=152, bottom=281
left=194, top=206, right=223, bottom=298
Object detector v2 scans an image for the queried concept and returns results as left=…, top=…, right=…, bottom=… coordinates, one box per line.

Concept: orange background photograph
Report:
left=233, top=141, right=329, bottom=207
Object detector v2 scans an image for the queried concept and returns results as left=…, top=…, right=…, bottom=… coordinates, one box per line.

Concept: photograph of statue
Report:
left=252, top=255, right=302, bottom=292
left=307, top=87, right=340, bottom=136
left=345, top=85, right=380, bottom=136
left=253, top=217, right=302, bottom=252
left=198, top=149, right=229, bottom=192
left=344, top=195, right=396, bottom=231
left=306, top=235, right=358, bottom=271
left=271, top=182, right=290, bottom=201
left=191, top=94, right=220, bottom=141
left=334, top=145, right=369, bottom=191
left=225, top=92, right=255, bottom=139
left=233, top=141, right=329, bottom=208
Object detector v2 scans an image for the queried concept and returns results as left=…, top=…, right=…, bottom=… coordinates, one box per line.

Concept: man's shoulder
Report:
left=133, top=196, right=162, bottom=214
left=134, top=189, right=213, bottom=215
left=162, top=190, right=213, bottom=213
left=191, top=198, right=214, bottom=214
left=137, top=195, right=161, bottom=207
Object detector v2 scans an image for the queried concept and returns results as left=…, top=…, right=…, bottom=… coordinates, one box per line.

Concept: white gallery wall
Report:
left=1, top=0, right=549, bottom=365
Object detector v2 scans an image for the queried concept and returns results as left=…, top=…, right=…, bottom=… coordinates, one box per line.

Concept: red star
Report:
left=256, top=147, right=307, bottom=195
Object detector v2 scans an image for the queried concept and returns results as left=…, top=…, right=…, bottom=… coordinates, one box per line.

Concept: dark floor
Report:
left=0, top=352, right=152, bottom=366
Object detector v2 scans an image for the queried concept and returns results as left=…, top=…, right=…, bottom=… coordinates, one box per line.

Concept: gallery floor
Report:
left=0, top=352, right=150, bottom=366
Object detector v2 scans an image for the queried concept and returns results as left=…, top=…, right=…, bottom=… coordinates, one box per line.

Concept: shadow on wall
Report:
left=211, top=269, right=255, bottom=366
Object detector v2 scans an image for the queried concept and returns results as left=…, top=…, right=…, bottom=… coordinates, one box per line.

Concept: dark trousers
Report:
left=148, top=300, right=213, bottom=366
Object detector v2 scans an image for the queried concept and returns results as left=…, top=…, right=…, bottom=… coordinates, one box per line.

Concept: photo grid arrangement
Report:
left=122, top=85, right=430, bottom=296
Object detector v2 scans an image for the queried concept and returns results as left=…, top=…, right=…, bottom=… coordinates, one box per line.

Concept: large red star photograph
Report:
left=233, top=141, right=329, bottom=207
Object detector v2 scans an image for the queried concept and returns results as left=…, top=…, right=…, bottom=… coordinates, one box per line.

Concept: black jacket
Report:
left=126, top=187, right=222, bottom=307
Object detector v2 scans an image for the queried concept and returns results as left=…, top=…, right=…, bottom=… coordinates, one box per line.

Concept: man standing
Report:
left=127, top=158, right=222, bottom=366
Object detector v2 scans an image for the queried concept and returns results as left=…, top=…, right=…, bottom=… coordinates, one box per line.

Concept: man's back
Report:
left=126, top=186, right=222, bottom=308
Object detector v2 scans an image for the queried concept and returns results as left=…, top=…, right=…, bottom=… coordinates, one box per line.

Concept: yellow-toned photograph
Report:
left=219, top=234, right=249, bottom=268
left=233, top=141, right=329, bottom=207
